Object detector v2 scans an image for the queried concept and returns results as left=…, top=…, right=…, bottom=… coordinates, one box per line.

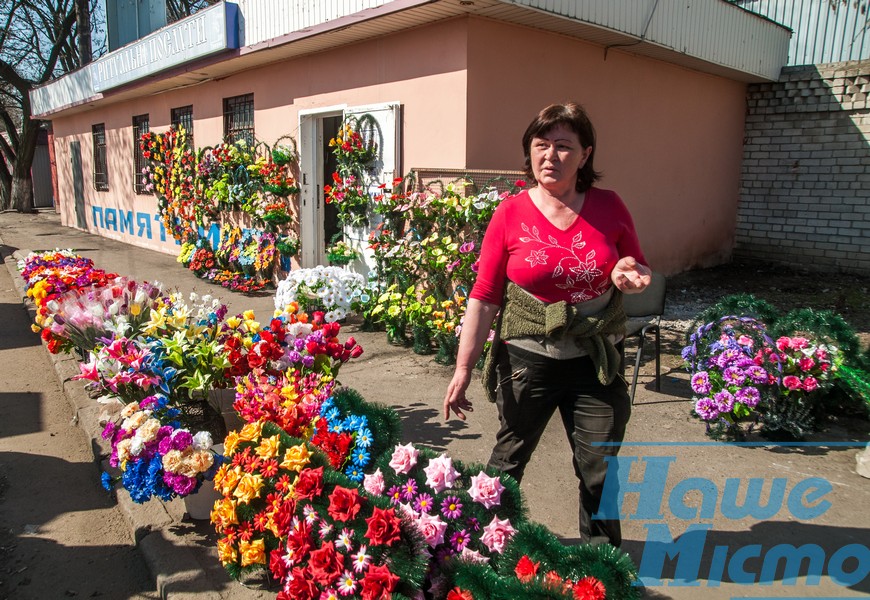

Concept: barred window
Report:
left=92, top=123, right=108, bottom=191
left=132, top=114, right=150, bottom=194
left=223, top=93, right=254, bottom=145
left=171, top=105, right=194, bottom=149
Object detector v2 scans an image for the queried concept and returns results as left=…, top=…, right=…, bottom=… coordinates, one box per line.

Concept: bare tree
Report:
left=0, top=0, right=101, bottom=212
left=166, top=0, right=219, bottom=24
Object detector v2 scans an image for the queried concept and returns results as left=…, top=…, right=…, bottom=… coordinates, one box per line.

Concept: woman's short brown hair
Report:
left=522, top=102, right=601, bottom=193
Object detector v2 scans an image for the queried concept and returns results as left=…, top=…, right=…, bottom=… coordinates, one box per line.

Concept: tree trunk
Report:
left=75, top=0, right=92, bottom=66
left=12, top=118, right=38, bottom=214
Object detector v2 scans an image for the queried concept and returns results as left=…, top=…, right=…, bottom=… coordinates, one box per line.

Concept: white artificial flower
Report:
left=192, top=431, right=213, bottom=450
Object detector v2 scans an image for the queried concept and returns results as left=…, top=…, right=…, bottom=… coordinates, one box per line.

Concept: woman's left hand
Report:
left=611, top=256, right=652, bottom=294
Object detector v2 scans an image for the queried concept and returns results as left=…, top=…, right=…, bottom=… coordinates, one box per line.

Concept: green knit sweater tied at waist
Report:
left=482, top=281, right=627, bottom=402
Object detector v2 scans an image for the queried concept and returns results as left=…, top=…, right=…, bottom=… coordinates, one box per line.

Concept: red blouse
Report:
left=470, top=188, right=647, bottom=305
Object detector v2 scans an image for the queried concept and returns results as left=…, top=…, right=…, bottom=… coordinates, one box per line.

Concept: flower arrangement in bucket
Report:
left=101, top=394, right=223, bottom=504
left=274, top=265, right=369, bottom=322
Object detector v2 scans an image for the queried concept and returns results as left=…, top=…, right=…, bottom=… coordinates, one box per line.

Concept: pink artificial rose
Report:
left=414, top=512, right=448, bottom=548
left=776, top=337, right=791, bottom=352
left=791, top=337, right=809, bottom=349
left=783, top=375, right=802, bottom=391
left=423, top=455, right=460, bottom=494
left=389, top=443, right=419, bottom=475
left=816, top=348, right=828, bottom=361
left=737, top=335, right=754, bottom=347
left=468, top=472, right=505, bottom=509
left=798, top=357, right=815, bottom=371
left=480, top=515, right=516, bottom=554
left=363, top=468, right=385, bottom=496
left=802, top=376, right=819, bottom=392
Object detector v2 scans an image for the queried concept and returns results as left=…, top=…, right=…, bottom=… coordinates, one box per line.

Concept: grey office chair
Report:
left=621, top=272, right=666, bottom=404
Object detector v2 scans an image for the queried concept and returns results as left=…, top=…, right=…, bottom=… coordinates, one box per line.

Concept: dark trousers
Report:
left=486, top=342, right=631, bottom=547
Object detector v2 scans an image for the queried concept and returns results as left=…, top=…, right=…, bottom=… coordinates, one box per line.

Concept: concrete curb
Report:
left=1, top=243, right=264, bottom=599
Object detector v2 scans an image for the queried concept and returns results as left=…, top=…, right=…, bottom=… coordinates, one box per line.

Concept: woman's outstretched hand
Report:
left=443, top=367, right=474, bottom=421
left=611, top=256, right=652, bottom=294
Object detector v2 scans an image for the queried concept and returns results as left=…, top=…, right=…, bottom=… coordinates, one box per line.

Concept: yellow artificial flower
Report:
left=226, top=316, right=242, bottom=329
left=237, top=421, right=263, bottom=442
left=255, top=434, right=281, bottom=459
left=217, top=537, right=238, bottom=565
left=223, top=430, right=241, bottom=456
left=218, top=466, right=243, bottom=496
left=242, top=310, right=256, bottom=321
left=279, top=444, right=311, bottom=472
left=239, top=539, right=266, bottom=567
left=233, top=473, right=264, bottom=504
left=211, top=497, right=239, bottom=530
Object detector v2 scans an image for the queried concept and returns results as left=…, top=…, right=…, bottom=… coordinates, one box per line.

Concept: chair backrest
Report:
left=621, top=271, right=666, bottom=318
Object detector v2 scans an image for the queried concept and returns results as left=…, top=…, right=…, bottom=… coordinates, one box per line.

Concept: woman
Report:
left=442, top=102, right=651, bottom=547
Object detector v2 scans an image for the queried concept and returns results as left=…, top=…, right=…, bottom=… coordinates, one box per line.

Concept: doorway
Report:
left=298, top=107, right=343, bottom=268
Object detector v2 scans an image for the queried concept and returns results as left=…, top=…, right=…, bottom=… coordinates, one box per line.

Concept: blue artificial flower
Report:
left=325, top=407, right=341, bottom=423
left=345, top=465, right=364, bottom=482
left=356, top=427, right=373, bottom=449
left=352, top=448, right=370, bottom=468
left=101, top=472, right=113, bottom=491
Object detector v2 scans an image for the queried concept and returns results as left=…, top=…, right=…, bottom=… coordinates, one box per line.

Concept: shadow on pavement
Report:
left=393, top=401, right=481, bottom=451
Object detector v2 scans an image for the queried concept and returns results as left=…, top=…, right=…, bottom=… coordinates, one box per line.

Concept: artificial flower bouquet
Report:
left=274, top=266, right=369, bottom=322
left=682, top=316, right=775, bottom=438
left=684, top=312, right=844, bottom=439
left=324, top=172, right=372, bottom=228
left=329, top=122, right=378, bottom=166
left=101, top=394, right=222, bottom=503
left=325, top=239, right=360, bottom=266
left=38, top=277, right=164, bottom=354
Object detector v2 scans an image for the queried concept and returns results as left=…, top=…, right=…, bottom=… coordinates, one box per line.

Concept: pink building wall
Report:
left=465, top=18, right=747, bottom=274
left=50, top=15, right=747, bottom=274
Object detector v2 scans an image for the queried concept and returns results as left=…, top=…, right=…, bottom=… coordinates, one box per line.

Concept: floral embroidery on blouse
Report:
left=519, top=223, right=609, bottom=303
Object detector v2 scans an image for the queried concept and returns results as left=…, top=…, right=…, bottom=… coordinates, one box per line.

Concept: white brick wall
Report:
left=735, top=60, right=870, bottom=274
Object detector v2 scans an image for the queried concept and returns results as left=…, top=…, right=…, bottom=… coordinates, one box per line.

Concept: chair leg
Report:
left=654, top=326, right=661, bottom=392
left=631, top=337, right=644, bottom=405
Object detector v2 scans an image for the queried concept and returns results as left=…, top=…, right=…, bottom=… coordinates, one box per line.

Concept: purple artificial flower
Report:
left=450, top=529, right=470, bottom=552
left=414, top=493, right=434, bottom=513
left=723, top=367, right=746, bottom=386
left=102, top=422, right=118, bottom=440
left=714, top=390, right=736, bottom=413
left=459, top=242, right=475, bottom=254
left=691, top=372, right=712, bottom=395
left=466, top=517, right=480, bottom=532
left=694, top=397, right=720, bottom=420
left=294, top=338, right=306, bottom=351
left=681, top=345, right=695, bottom=361
left=287, top=350, right=302, bottom=363
left=746, top=366, right=768, bottom=385
left=170, top=430, right=194, bottom=451
left=301, top=355, right=315, bottom=368
left=736, top=386, right=761, bottom=408
left=401, top=479, right=418, bottom=502
left=387, top=485, right=402, bottom=505
left=441, top=496, right=463, bottom=519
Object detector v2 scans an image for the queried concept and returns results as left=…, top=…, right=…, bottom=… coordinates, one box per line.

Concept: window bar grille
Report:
left=132, top=115, right=149, bottom=194
left=171, top=105, right=194, bottom=149
left=92, top=124, right=108, bottom=191
left=223, top=94, right=255, bottom=146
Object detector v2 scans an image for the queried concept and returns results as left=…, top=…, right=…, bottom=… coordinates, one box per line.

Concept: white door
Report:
left=341, top=102, right=401, bottom=274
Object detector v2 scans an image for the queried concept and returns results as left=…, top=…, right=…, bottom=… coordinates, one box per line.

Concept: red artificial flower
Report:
left=269, top=548, right=288, bottom=580
left=328, top=486, right=363, bottom=523
left=364, top=506, right=403, bottom=547
left=514, top=179, right=527, bottom=188
left=447, top=587, right=475, bottom=600
left=543, top=570, right=565, bottom=591
left=572, top=576, right=606, bottom=600
left=293, top=466, right=324, bottom=500
left=285, top=521, right=312, bottom=563
left=360, top=563, right=400, bottom=600
left=283, top=566, right=318, bottom=600
left=307, top=541, right=343, bottom=585
left=515, top=555, right=540, bottom=583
